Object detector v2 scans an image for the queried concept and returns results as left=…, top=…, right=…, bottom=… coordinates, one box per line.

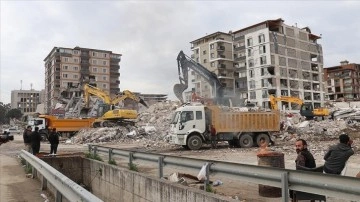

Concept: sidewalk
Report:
left=0, top=154, right=45, bottom=202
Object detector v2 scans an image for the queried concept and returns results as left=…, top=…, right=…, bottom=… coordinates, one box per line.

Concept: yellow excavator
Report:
left=269, top=95, right=329, bottom=119
left=83, top=84, right=148, bottom=127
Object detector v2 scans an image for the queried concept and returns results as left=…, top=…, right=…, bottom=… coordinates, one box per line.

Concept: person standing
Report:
left=295, top=139, right=316, bottom=169
left=48, top=128, right=59, bottom=155
left=31, top=127, right=41, bottom=156
left=323, top=134, right=354, bottom=175
left=210, top=125, right=217, bottom=149
left=23, top=126, right=32, bottom=153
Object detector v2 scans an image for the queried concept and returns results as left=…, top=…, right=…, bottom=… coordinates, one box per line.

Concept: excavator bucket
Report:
left=173, top=83, right=187, bottom=103
left=139, top=98, right=148, bottom=108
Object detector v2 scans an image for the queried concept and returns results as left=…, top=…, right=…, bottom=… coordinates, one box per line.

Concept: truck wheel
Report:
left=256, top=133, right=270, bottom=147
left=239, top=134, right=253, bottom=148
left=187, top=135, right=203, bottom=150
left=40, top=133, right=48, bottom=141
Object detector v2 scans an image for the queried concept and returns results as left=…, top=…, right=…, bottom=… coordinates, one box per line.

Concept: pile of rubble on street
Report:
left=60, top=100, right=360, bottom=153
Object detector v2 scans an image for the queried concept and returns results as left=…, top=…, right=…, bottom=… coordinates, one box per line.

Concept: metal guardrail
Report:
left=89, top=145, right=360, bottom=202
left=20, top=150, right=103, bottom=202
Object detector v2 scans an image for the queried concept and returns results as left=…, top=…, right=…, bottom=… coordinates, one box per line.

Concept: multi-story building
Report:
left=11, top=89, right=42, bottom=114
left=324, top=60, right=360, bottom=101
left=44, top=46, right=121, bottom=114
left=190, top=18, right=325, bottom=109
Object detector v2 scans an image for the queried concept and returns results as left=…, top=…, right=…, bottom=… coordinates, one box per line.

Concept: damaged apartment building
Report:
left=190, top=18, right=325, bottom=109
left=324, top=60, right=360, bottom=101
left=43, top=47, right=121, bottom=114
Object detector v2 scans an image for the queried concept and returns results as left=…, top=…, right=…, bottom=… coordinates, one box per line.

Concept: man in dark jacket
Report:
left=23, top=126, right=32, bottom=152
left=48, top=128, right=59, bottom=155
left=31, top=127, right=41, bottom=155
left=323, top=134, right=354, bottom=175
left=295, top=139, right=316, bottom=169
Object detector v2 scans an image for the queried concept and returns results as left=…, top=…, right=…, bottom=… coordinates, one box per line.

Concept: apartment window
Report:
left=104, top=53, right=107, bottom=58
left=211, top=53, right=215, bottom=58
left=250, top=91, right=256, bottom=99
left=247, top=48, right=253, bottom=57
left=73, top=74, right=78, bottom=79
left=102, top=84, right=107, bottom=88
left=258, top=34, right=265, bottom=43
left=262, top=90, right=268, bottom=98
left=62, top=65, right=68, bottom=70
left=248, top=59, right=254, bottom=67
left=73, top=58, right=79, bottom=63
left=259, top=45, right=266, bottom=54
left=260, top=56, right=267, bottom=65
left=103, top=61, right=107, bottom=65
left=62, top=73, right=68, bottom=78
left=195, top=49, right=199, bottom=54
left=249, top=69, right=254, bottom=78
left=92, top=52, right=97, bottom=57
left=103, top=68, right=107, bottom=73
left=211, top=62, right=215, bottom=67
left=103, top=76, right=107, bottom=81
left=249, top=80, right=255, bottom=89
left=203, top=59, right=207, bottom=63
left=73, top=50, right=79, bottom=54
left=210, top=44, right=214, bottom=49
left=64, top=57, right=69, bottom=62
left=261, top=79, right=268, bottom=87
left=92, top=67, right=98, bottom=72
left=247, top=38, right=253, bottom=46
left=203, top=50, right=206, bottom=55
left=73, top=66, right=79, bottom=71
left=92, top=59, right=97, bottom=65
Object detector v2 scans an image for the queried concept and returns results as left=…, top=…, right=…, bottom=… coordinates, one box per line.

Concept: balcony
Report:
left=218, top=64, right=226, bottom=68
left=217, top=46, right=225, bottom=51
left=234, top=46, right=245, bottom=51
left=233, top=35, right=245, bottom=41
left=235, top=56, right=246, bottom=62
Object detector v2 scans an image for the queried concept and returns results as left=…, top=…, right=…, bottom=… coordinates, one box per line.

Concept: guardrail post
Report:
left=109, top=149, right=113, bottom=161
left=158, top=156, right=164, bottom=178
left=56, top=190, right=62, bottom=202
left=32, top=166, right=37, bottom=179
left=93, top=146, right=97, bottom=156
left=204, top=162, right=210, bottom=191
left=281, top=172, right=289, bottom=202
left=129, top=152, right=134, bottom=166
left=88, top=145, right=92, bottom=152
left=41, top=176, right=47, bottom=190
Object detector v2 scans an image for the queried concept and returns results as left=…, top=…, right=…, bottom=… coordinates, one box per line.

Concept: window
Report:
left=249, top=80, right=255, bottom=89
left=248, top=59, right=254, bottom=67
left=73, top=58, right=79, bottom=63
left=250, top=91, right=256, bottom=99
left=259, top=45, right=266, bottom=54
left=203, top=50, right=206, bottom=55
left=258, top=34, right=265, bottom=43
left=103, top=61, right=107, bottom=65
left=249, top=69, right=254, bottom=78
left=92, top=52, right=97, bottom=57
left=92, top=67, right=97, bottom=72
left=261, top=79, right=268, bottom=87
left=195, top=49, right=199, bottom=54
left=73, top=50, right=79, bottom=54
left=104, top=53, right=107, bottom=58
left=211, top=62, right=215, bottom=67
left=247, top=38, right=253, bottom=46
left=73, top=66, right=79, bottom=71
left=92, top=59, right=97, bottom=65
left=260, top=56, right=267, bottom=65
left=73, top=74, right=78, bottom=79
left=64, top=57, right=69, bottom=62
left=103, top=68, right=107, bottom=73
left=248, top=48, right=253, bottom=57
left=196, top=111, right=202, bottom=120
left=262, top=90, right=268, bottom=98
left=210, top=44, right=214, bottom=49
left=203, top=59, right=207, bottom=63
left=102, top=84, right=107, bottom=88
left=62, top=65, right=68, bottom=70
left=211, top=53, right=215, bottom=58
left=180, top=111, right=194, bottom=122
left=62, top=73, right=68, bottom=78
left=103, top=76, right=107, bottom=81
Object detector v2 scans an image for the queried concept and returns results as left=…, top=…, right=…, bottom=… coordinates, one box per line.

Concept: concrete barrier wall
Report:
left=42, top=156, right=83, bottom=184
left=83, top=158, right=236, bottom=202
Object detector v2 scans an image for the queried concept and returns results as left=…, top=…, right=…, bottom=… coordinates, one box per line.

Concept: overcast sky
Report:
left=1, top=1, right=359, bottom=104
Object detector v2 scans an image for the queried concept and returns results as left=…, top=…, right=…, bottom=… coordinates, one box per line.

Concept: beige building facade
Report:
left=11, top=89, right=42, bottom=114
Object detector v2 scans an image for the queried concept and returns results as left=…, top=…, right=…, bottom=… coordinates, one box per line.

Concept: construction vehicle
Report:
left=83, top=84, right=148, bottom=127
left=173, top=51, right=227, bottom=105
left=169, top=103, right=280, bottom=150
left=28, top=115, right=96, bottom=140
left=269, top=95, right=330, bottom=119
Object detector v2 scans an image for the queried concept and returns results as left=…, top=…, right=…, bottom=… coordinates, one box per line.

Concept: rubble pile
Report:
left=72, top=101, right=179, bottom=147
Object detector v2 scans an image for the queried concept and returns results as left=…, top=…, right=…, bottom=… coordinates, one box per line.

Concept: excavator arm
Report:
left=111, top=90, right=148, bottom=108
left=174, top=51, right=224, bottom=103
left=83, top=84, right=112, bottom=107
left=269, top=95, right=303, bottom=110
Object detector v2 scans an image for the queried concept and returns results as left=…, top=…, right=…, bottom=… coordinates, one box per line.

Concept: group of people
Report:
left=295, top=133, right=355, bottom=175
left=23, top=126, right=59, bottom=156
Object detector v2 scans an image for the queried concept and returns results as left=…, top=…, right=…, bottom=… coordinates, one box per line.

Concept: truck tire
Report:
left=256, top=133, right=270, bottom=147
left=239, top=134, right=253, bottom=148
left=40, top=133, right=48, bottom=141
left=187, top=135, right=203, bottom=150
